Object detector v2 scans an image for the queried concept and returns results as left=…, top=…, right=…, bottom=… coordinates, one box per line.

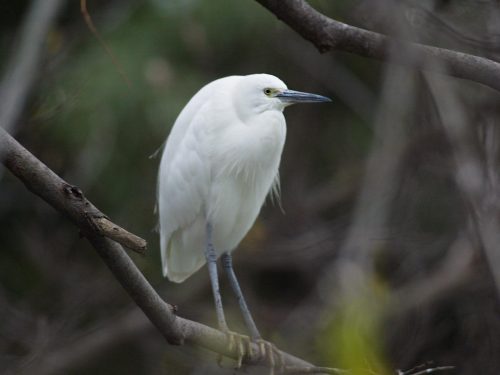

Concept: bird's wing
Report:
left=158, top=76, right=240, bottom=162
left=157, top=76, right=244, bottom=282
left=157, top=103, right=212, bottom=282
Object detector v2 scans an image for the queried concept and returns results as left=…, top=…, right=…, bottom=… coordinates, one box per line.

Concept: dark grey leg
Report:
left=204, top=223, right=228, bottom=332
left=221, top=252, right=261, bottom=340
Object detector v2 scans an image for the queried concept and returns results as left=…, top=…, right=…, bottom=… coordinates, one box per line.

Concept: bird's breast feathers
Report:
left=199, top=109, right=285, bottom=248
left=208, top=110, right=286, bottom=180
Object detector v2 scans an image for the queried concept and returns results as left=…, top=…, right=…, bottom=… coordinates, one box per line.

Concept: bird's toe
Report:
left=221, top=330, right=253, bottom=369
left=253, top=338, right=284, bottom=375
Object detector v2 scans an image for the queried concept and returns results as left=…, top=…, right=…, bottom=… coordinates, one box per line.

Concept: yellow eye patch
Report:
left=263, top=88, right=279, bottom=96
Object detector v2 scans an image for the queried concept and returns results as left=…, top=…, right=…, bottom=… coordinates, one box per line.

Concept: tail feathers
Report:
left=162, top=231, right=206, bottom=283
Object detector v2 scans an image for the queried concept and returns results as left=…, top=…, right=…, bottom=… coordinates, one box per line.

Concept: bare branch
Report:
left=0, top=127, right=333, bottom=373
left=410, top=367, right=454, bottom=375
left=94, top=217, right=147, bottom=254
left=283, top=366, right=347, bottom=374
left=397, top=364, right=455, bottom=375
left=254, top=0, right=500, bottom=92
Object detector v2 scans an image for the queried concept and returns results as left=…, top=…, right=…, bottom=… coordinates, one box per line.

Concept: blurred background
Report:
left=2, top=0, right=500, bottom=374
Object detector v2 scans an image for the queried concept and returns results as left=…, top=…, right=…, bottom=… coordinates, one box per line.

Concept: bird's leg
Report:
left=221, top=252, right=260, bottom=339
left=204, top=224, right=249, bottom=369
left=221, top=252, right=284, bottom=374
left=204, top=223, right=229, bottom=332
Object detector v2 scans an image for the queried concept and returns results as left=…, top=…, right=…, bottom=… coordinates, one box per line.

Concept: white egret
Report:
left=157, top=73, right=330, bottom=347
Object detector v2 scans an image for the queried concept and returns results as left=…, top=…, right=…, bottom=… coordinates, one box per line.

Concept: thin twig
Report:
left=80, top=0, right=132, bottom=88
left=284, top=366, right=348, bottom=374
left=398, top=365, right=455, bottom=375
left=93, top=217, right=147, bottom=254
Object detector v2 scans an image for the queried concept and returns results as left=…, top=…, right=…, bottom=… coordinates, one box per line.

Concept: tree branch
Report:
left=254, top=0, right=500, bottom=92
left=0, top=126, right=333, bottom=373
left=93, top=217, right=147, bottom=254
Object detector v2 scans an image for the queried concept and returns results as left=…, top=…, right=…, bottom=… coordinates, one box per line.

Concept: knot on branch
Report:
left=60, top=183, right=147, bottom=254
left=62, top=183, right=85, bottom=200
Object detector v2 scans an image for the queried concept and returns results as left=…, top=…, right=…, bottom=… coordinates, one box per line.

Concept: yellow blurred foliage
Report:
left=319, top=279, right=391, bottom=375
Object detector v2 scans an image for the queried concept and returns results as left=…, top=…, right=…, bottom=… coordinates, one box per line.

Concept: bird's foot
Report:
left=217, top=330, right=254, bottom=369
left=254, top=338, right=285, bottom=375
left=216, top=331, right=284, bottom=374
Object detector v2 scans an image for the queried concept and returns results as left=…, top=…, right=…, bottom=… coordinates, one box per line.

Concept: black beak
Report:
left=276, top=89, right=332, bottom=103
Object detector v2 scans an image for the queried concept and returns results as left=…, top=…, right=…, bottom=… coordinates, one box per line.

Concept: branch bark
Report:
left=0, top=127, right=333, bottom=373
left=94, top=217, right=147, bottom=254
left=254, top=0, right=500, bottom=92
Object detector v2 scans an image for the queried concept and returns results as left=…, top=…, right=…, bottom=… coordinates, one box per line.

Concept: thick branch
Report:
left=255, top=0, right=500, bottom=92
left=0, top=128, right=331, bottom=372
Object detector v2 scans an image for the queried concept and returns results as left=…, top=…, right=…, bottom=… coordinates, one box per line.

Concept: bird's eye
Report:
left=264, top=88, right=273, bottom=96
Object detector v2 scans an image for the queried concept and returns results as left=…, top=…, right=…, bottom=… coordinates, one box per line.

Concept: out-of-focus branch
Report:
left=279, top=39, right=375, bottom=122
left=328, top=40, right=416, bottom=298
left=408, top=5, right=500, bottom=52
left=425, top=70, right=500, bottom=298
left=0, top=127, right=336, bottom=374
left=19, top=309, right=151, bottom=375
left=80, top=0, right=132, bottom=88
left=0, top=0, right=65, bottom=132
left=254, top=0, right=500, bottom=92
left=19, top=269, right=210, bottom=375
left=338, top=66, right=413, bottom=266
left=389, top=234, right=475, bottom=316
left=278, top=46, right=416, bottom=351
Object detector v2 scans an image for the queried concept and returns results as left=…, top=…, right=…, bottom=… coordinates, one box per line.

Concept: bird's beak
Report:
left=276, top=89, right=332, bottom=104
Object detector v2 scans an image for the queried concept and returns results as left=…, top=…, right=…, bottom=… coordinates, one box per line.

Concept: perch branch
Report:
left=254, top=0, right=500, bottom=92
left=0, top=127, right=334, bottom=373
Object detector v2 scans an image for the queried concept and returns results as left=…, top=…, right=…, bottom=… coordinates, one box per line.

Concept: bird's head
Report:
left=233, top=74, right=331, bottom=119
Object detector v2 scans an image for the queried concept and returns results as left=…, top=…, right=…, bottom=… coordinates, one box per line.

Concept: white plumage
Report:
left=158, top=74, right=287, bottom=282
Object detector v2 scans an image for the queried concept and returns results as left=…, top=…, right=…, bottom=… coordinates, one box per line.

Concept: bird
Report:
left=157, top=73, right=330, bottom=346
